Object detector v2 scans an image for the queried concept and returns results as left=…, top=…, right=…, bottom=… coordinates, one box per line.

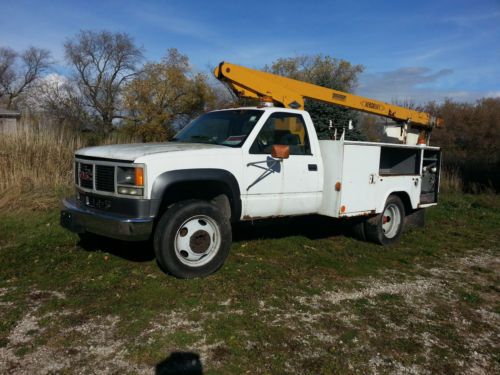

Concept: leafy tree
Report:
left=426, top=98, right=500, bottom=191
left=0, top=46, right=51, bottom=109
left=427, top=98, right=499, bottom=164
left=124, top=49, right=215, bottom=142
left=64, top=30, right=143, bottom=134
left=265, top=55, right=365, bottom=140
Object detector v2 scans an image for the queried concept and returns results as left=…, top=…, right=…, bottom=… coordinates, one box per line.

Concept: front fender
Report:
left=149, top=169, right=242, bottom=220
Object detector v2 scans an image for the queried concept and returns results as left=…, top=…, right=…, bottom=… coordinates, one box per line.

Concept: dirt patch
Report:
left=253, top=251, right=500, bottom=374
left=0, top=289, right=150, bottom=375
left=297, top=278, right=438, bottom=308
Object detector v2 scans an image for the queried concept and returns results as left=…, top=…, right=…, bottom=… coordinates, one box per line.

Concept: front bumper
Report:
left=60, top=198, right=154, bottom=241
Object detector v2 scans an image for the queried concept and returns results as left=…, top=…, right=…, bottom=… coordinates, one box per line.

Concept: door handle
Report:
left=308, top=164, right=318, bottom=171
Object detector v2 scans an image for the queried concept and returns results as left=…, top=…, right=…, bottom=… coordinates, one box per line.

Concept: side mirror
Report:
left=271, top=144, right=290, bottom=159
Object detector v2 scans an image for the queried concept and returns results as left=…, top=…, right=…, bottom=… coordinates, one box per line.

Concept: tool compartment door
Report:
left=340, top=144, right=380, bottom=214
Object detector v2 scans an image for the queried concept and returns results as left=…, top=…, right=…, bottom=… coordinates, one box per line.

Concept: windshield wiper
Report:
left=187, top=135, right=219, bottom=144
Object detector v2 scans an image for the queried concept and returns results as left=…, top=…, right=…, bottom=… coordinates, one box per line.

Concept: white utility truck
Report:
left=61, top=62, right=442, bottom=278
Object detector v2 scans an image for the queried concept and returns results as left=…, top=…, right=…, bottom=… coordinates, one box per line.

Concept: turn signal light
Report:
left=258, top=96, right=275, bottom=107
left=417, top=131, right=427, bottom=145
left=135, top=168, right=144, bottom=186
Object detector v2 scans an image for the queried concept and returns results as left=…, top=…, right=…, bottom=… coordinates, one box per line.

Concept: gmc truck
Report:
left=60, top=62, right=442, bottom=278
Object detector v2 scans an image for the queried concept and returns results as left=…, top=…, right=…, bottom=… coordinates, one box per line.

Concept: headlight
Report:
left=117, top=167, right=144, bottom=186
left=117, top=166, right=144, bottom=196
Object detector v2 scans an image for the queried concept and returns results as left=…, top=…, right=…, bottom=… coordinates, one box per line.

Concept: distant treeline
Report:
left=428, top=98, right=500, bottom=192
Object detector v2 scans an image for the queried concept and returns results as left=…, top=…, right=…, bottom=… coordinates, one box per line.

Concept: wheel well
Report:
left=158, top=181, right=233, bottom=220
left=390, top=191, right=413, bottom=215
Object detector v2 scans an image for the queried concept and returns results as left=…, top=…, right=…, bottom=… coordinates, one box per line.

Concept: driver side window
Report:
left=249, top=113, right=311, bottom=155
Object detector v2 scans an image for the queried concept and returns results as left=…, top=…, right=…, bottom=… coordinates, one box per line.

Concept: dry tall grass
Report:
left=0, top=119, right=137, bottom=201
left=0, top=122, right=83, bottom=195
left=440, top=166, right=463, bottom=193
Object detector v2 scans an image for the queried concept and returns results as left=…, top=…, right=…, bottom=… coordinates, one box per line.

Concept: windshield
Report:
left=172, top=109, right=264, bottom=147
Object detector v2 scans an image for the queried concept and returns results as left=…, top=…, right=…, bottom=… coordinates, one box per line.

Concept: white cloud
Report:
left=355, top=67, right=496, bottom=103
left=485, top=91, right=500, bottom=98
left=443, top=11, right=500, bottom=27
left=41, top=73, right=68, bottom=87
left=21, top=73, right=71, bottom=111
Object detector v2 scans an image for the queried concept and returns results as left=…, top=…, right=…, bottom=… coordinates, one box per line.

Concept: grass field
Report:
left=0, top=192, right=499, bottom=374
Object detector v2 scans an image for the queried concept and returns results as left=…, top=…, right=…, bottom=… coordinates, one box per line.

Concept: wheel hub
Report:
left=381, top=203, right=401, bottom=239
left=174, top=215, right=221, bottom=267
left=190, top=230, right=211, bottom=253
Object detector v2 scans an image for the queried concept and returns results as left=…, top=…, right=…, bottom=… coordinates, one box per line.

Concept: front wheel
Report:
left=154, top=200, right=232, bottom=278
left=364, top=195, right=405, bottom=245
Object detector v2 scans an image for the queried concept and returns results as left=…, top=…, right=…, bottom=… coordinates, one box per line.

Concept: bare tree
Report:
left=124, top=49, right=216, bottom=142
left=23, top=74, right=92, bottom=130
left=64, top=30, right=143, bottom=133
left=0, top=46, right=51, bottom=109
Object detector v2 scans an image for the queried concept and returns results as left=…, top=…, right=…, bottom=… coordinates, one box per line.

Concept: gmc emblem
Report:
left=79, top=171, right=93, bottom=181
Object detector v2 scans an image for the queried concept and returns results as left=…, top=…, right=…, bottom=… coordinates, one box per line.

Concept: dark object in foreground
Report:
left=156, top=352, right=203, bottom=375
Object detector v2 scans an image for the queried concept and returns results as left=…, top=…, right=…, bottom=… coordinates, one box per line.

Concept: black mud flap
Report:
left=405, top=209, right=425, bottom=229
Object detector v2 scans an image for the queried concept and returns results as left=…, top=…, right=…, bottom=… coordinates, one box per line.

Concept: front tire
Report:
left=154, top=200, right=232, bottom=278
left=364, top=195, right=405, bottom=245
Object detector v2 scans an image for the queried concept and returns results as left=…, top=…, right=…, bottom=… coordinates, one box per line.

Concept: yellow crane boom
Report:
left=214, top=61, right=443, bottom=141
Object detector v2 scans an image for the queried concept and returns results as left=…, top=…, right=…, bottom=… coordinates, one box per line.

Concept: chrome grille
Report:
left=76, top=161, right=116, bottom=193
left=79, top=163, right=93, bottom=189
left=95, top=165, right=115, bottom=192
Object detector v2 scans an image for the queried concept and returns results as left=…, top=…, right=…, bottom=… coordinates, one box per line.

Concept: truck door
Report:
left=242, top=111, right=322, bottom=218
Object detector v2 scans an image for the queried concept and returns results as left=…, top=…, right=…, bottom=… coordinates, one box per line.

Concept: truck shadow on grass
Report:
left=77, top=233, right=155, bottom=262
left=77, top=215, right=350, bottom=262
left=233, top=214, right=349, bottom=242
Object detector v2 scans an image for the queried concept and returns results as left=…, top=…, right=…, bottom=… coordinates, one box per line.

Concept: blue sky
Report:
left=0, top=0, right=499, bottom=103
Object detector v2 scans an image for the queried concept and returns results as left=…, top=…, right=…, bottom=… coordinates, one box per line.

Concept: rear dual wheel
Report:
left=361, top=195, right=405, bottom=245
left=154, top=200, right=232, bottom=279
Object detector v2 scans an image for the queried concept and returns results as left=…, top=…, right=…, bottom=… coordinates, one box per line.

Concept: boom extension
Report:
left=214, top=62, right=443, bottom=144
